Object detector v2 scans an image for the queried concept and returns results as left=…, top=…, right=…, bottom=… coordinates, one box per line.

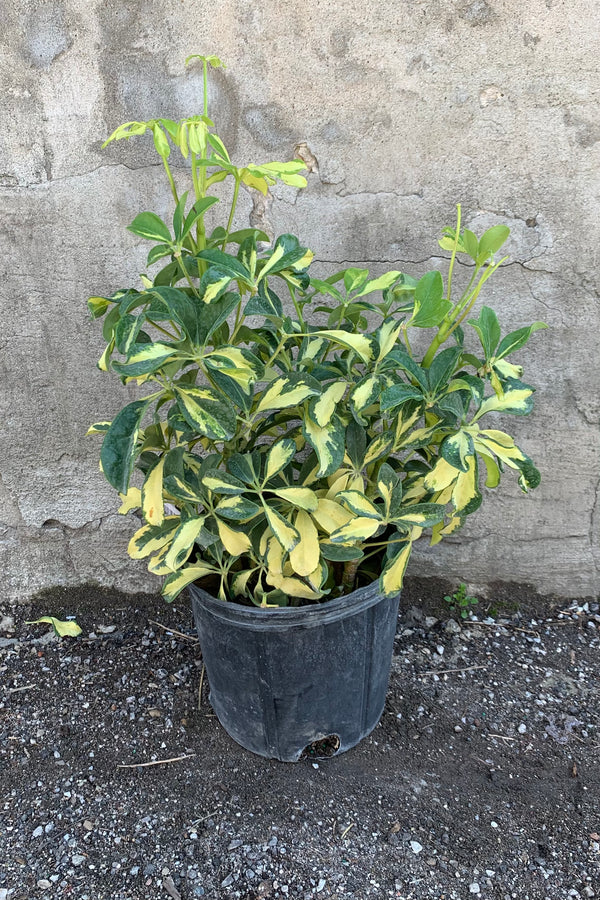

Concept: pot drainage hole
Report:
left=301, top=734, right=341, bottom=759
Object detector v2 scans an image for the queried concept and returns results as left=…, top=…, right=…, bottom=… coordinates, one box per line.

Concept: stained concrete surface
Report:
left=0, top=0, right=598, bottom=602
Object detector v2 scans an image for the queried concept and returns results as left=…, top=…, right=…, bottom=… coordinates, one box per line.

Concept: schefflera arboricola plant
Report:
left=88, top=55, right=546, bottom=606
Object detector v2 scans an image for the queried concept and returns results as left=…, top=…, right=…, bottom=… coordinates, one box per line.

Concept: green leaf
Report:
left=427, top=346, right=462, bottom=393
left=380, top=383, right=423, bottom=413
left=181, top=197, right=219, bottom=240
left=175, top=386, right=237, bottom=440
left=100, top=398, right=150, bottom=492
left=441, top=431, right=475, bottom=473
left=127, top=212, right=172, bottom=243
left=88, top=296, right=112, bottom=318
left=411, top=271, right=452, bottom=327
left=355, top=271, right=402, bottom=297
left=343, top=268, right=369, bottom=293
left=320, top=543, right=364, bottom=562
left=215, top=496, right=261, bottom=521
left=152, top=125, right=171, bottom=159
left=26, top=617, right=82, bottom=638
left=478, top=225, right=510, bottom=259
left=195, top=249, right=252, bottom=283
left=495, top=322, right=547, bottom=359
left=244, top=281, right=283, bottom=318
left=172, top=191, right=189, bottom=240
left=202, top=469, right=246, bottom=495
left=467, top=306, right=501, bottom=360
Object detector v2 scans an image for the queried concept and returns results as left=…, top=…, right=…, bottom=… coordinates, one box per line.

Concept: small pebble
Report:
left=32, top=826, right=44, bottom=838
left=37, top=881, right=52, bottom=890
left=71, top=854, right=86, bottom=866
left=518, top=724, right=527, bottom=734
left=470, top=883, right=480, bottom=894
left=317, top=879, right=326, bottom=892
left=410, top=841, right=423, bottom=854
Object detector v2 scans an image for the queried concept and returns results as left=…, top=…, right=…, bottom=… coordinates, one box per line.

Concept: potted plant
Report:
left=88, top=55, right=546, bottom=761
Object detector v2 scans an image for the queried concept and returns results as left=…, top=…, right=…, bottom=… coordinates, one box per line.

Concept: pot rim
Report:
left=189, top=579, right=395, bottom=631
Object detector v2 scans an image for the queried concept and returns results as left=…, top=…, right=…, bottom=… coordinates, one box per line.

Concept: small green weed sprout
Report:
left=444, top=583, right=478, bottom=619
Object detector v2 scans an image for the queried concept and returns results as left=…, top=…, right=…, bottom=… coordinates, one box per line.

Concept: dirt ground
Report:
left=1, top=577, right=599, bottom=900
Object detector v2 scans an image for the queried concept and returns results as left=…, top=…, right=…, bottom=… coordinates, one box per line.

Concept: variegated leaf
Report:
left=329, top=517, right=381, bottom=543
left=308, top=382, right=347, bottom=427
left=164, top=516, right=206, bottom=570
left=302, top=414, right=345, bottom=478
left=263, top=505, right=300, bottom=552
left=256, top=373, right=321, bottom=414
left=380, top=541, right=412, bottom=596
left=264, top=439, right=296, bottom=482
left=337, top=491, right=382, bottom=520
left=175, top=386, right=237, bottom=441
left=128, top=517, right=180, bottom=559
left=216, top=519, right=253, bottom=556
left=289, top=509, right=320, bottom=576
left=311, top=498, right=353, bottom=534
left=161, top=563, right=220, bottom=603
left=142, top=457, right=165, bottom=525
left=267, top=486, right=319, bottom=511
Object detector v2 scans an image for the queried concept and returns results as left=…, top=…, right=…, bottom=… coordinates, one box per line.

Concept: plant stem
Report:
left=446, top=203, right=462, bottom=303
left=162, top=159, right=179, bottom=206
left=221, top=176, right=240, bottom=249
left=341, top=558, right=360, bottom=594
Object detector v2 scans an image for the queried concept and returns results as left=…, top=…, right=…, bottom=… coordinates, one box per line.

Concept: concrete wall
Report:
left=1, top=0, right=598, bottom=602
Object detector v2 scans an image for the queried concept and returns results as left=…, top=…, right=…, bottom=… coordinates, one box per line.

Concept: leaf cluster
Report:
left=89, top=56, right=546, bottom=607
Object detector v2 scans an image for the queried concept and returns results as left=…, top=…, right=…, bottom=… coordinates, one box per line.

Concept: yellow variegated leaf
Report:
left=363, top=433, right=394, bottom=466
left=118, top=486, right=142, bottom=514
left=474, top=385, right=534, bottom=419
left=268, top=486, right=319, bottom=511
left=289, top=510, right=320, bottom=577
left=164, top=517, right=206, bottom=570
left=326, top=472, right=351, bottom=497
left=314, top=330, right=373, bottom=363
left=380, top=542, right=412, bottom=596
left=142, top=458, right=165, bottom=526
left=338, top=491, right=381, bottom=519
left=424, top=457, right=459, bottom=493
left=452, top=456, right=479, bottom=513
left=256, top=376, right=320, bottom=414
left=87, top=421, right=112, bottom=436
left=266, top=571, right=323, bottom=599
left=216, top=519, right=252, bottom=557
left=377, top=319, right=404, bottom=361
left=310, top=382, right=346, bottom=427
left=264, top=505, right=300, bottom=552
left=232, top=569, right=254, bottom=596
left=264, top=439, right=296, bottom=481
left=329, top=517, right=381, bottom=543
left=161, top=564, right=219, bottom=603
left=259, top=526, right=274, bottom=556
left=203, top=275, right=232, bottom=304
left=26, top=617, right=82, bottom=638
left=266, top=536, right=284, bottom=576
left=97, top=339, right=115, bottom=372
left=311, top=498, right=353, bottom=533
left=128, top=517, right=179, bottom=559
left=477, top=448, right=501, bottom=487
left=349, top=374, right=379, bottom=413
left=147, top=545, right=175, bottom=575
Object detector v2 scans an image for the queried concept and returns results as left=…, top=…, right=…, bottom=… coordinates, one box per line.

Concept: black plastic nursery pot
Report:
left=189, top=581, right=400, bottom=762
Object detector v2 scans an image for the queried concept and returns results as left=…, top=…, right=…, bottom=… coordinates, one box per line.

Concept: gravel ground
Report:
left=1, top=577, right=599, bottom=900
